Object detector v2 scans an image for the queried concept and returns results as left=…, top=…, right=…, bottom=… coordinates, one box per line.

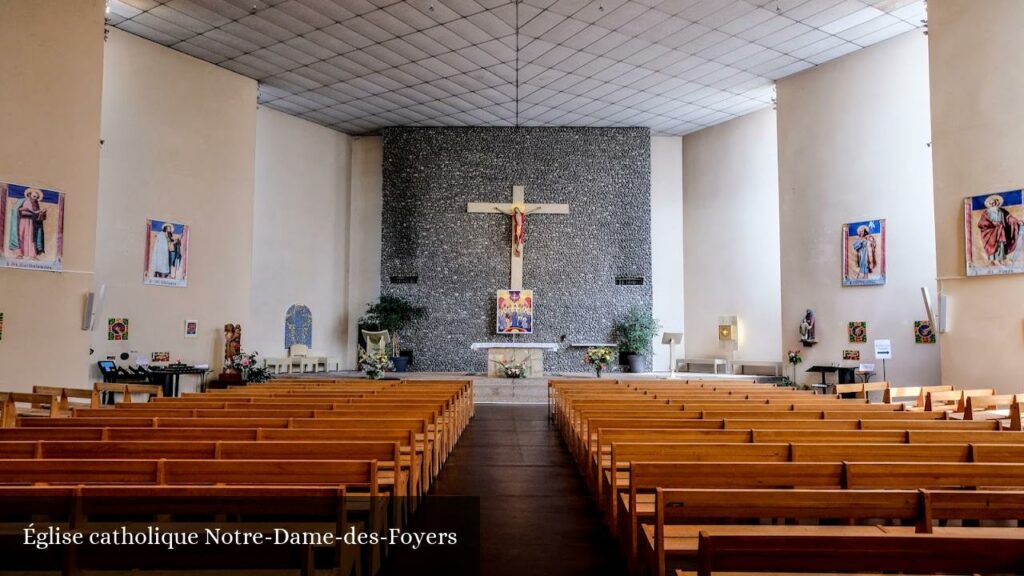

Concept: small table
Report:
left=148, top=365, right=211, bottom=396
left=470, top=342, right=558, bottom=377
left=805, top=365, right=838, bottom=392
left=677, top=358, right=728, bottom=374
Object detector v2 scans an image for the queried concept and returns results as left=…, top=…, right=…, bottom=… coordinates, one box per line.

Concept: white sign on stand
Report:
left=874, top=340, right=892, bottom=360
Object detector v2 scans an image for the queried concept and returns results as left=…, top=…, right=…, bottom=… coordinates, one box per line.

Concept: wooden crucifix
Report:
left=467, top=185, right=569, bottom=290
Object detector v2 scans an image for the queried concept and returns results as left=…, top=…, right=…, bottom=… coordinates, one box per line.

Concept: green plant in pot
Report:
left=361, top=295, right=425, bottom=373
left=613, top=306, right=660, bottom=374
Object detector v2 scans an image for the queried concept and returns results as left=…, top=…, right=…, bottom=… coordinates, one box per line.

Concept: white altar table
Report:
left=470, top=342, right=559, bottom=377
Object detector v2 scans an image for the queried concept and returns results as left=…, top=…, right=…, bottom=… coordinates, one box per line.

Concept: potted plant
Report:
left=361, top=295, right=425, bottom=372
left=583, top=347, right=614, bottom=377
left=613, top=306, right=660, bottom=373
left=358, top=347, right=394, bottom=380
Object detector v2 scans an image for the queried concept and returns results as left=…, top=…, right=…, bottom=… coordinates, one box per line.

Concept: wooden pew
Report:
left=0, top=392, right=62, bottom=425
left=846, top=462, right=1024, bottom=489
left=964, top=393, right=1018, bottom=421
left=93, top=382, right=163, bottom=405
left=689, top=533, right=1024, bottom=576
left=0, top=440, right=404, bottom=495
left=883, top=384, right=952, bottom=408
left=34, top=385, right=99, bottom=410
left=650, top=488, right=920, bottom=576
left=623, top=462, right=845, bottom=564
left=0, top=458, right=379, bottom=492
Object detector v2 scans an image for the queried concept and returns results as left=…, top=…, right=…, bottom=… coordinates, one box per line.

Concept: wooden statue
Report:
left=223, top=323, right=241, bottom=366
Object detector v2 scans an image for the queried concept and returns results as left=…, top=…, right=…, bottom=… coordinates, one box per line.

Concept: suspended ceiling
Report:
left=107, top=0, right=927, bottom=135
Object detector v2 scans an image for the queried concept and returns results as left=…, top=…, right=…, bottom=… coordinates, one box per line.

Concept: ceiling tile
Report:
left=114, top=0, right=924, bottom=134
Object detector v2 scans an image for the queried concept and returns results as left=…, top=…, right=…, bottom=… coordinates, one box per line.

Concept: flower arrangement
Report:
left=787, top=349, right=803, bottom=386
left=584, top=347, right=614, bottom=377
left=359, top=347, right=393, bottom=380
left=228, top=350, right=271, bottom=384
left=492, top=355, right=531, bottom=379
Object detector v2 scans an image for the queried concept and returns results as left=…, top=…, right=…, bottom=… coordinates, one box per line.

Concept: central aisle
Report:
left=429, top=404, right=628, bottom=576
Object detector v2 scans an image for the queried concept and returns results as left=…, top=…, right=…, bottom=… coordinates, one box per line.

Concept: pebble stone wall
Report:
left=380, top=126, right=652, bottom=373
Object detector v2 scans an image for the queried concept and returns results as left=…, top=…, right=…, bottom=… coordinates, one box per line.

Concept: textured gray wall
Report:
left=380, top=127, right=652, bottom=373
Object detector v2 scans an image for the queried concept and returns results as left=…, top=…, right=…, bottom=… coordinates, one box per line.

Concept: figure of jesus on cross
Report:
left=468, top=185, right=569, bottom=290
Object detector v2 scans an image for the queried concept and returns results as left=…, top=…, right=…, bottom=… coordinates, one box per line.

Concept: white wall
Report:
left=683, top=108, right=781, bottom=364
left=651, top=136, right=685, bottom=371
left=0, top=0, right=105, bottom=391
left=251, top=107, right=351, bottom=362
left=93, top=29, right=257, bottom=375
left=778, top=32, right=939, bottom=386
left=346, top=136, right=384, bottom=366
left=928, top=0, right=1024, bottom=394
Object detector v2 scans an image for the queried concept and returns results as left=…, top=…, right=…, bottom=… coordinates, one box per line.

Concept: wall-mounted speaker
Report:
left=82, top=292, right=96, bottom=331
left=81, top=285, right=106, bottom=331
left=938, top=294, right=949, bottom=333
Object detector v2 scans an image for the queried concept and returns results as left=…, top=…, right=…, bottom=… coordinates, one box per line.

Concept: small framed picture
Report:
left=184, top=319, right=198, bottom=338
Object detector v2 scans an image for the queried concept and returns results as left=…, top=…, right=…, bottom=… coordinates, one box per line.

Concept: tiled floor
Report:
left=428, top=404, right=628, bottom=576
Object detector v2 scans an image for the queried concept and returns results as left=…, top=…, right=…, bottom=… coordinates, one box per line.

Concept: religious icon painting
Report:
left=151, top=351, right=170, bottom=363
left=914, top=321, right=936, bottom=344
left=843, top=350, right=860, bottom=361
left=841, top=219, right=885, bottom=286
left=0, top=181, right=65, bottom=272
left=848, top=322, right=867, bottom=343
left=108, top=318, right=129, bottom=341
left=184, top=320, right=198, bottom=339
left=144, top=219, right=189, bottom=287
left=964, top=190, right=1024, bottom=276
left=496, top=289, right=534, bottom=334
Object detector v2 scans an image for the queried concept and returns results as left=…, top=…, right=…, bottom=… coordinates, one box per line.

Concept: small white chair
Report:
left=264, top=357, right=290, bottom=374
left=289, top=344, right=311, bottom=373
left=361, top=330, right=391, bottom=357
left=322, top=357, right=341, bottom=371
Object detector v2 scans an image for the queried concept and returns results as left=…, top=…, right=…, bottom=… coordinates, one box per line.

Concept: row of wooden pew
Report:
left=0, top=377, right=473, bottom=575
left=0, top=383, right=165, bottom=426
left=835, top=381, right=1023, bottom=423
left=549, top=378, right=1024, bottom=576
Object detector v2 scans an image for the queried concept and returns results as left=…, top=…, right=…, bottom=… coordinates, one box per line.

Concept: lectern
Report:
left=661, top=332, right=683, bottom=374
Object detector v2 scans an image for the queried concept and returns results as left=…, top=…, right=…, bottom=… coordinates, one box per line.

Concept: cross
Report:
left=468, top=185, right=570, bottom=290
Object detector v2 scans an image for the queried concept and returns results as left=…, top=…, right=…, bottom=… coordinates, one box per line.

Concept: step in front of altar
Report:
left=472, top=377, right=548, bottom=404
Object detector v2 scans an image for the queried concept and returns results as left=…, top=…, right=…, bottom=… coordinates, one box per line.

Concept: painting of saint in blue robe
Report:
left=842, top=219, right=885, bottom=286
left=496, top=289, right=534, bottom=334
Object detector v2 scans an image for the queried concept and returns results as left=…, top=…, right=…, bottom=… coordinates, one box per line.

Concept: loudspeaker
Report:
left=938, top=294, right=949, bottom=333
left=81, top=285, right=105, bottom=331
left=82, top=292, right=96, bottom=331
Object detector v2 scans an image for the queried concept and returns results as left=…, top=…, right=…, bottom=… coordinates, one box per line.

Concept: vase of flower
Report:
left=227, top=350, right=271, bottom=384
left=787, top=349, right=803, bottom=385
left=359, top=347, right=394, bottom=380
left=584, top=347, right=614, bottom=378
left=492, top=355, right=531, bottom=379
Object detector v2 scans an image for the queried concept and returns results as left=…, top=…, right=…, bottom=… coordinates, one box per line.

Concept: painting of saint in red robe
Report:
left=0, top=182, right=64, bottom=272
left=965, top=191, right=1024, bottom=276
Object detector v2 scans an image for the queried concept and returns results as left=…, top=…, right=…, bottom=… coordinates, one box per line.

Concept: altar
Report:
left=470, top=342, right=559, bottom=377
